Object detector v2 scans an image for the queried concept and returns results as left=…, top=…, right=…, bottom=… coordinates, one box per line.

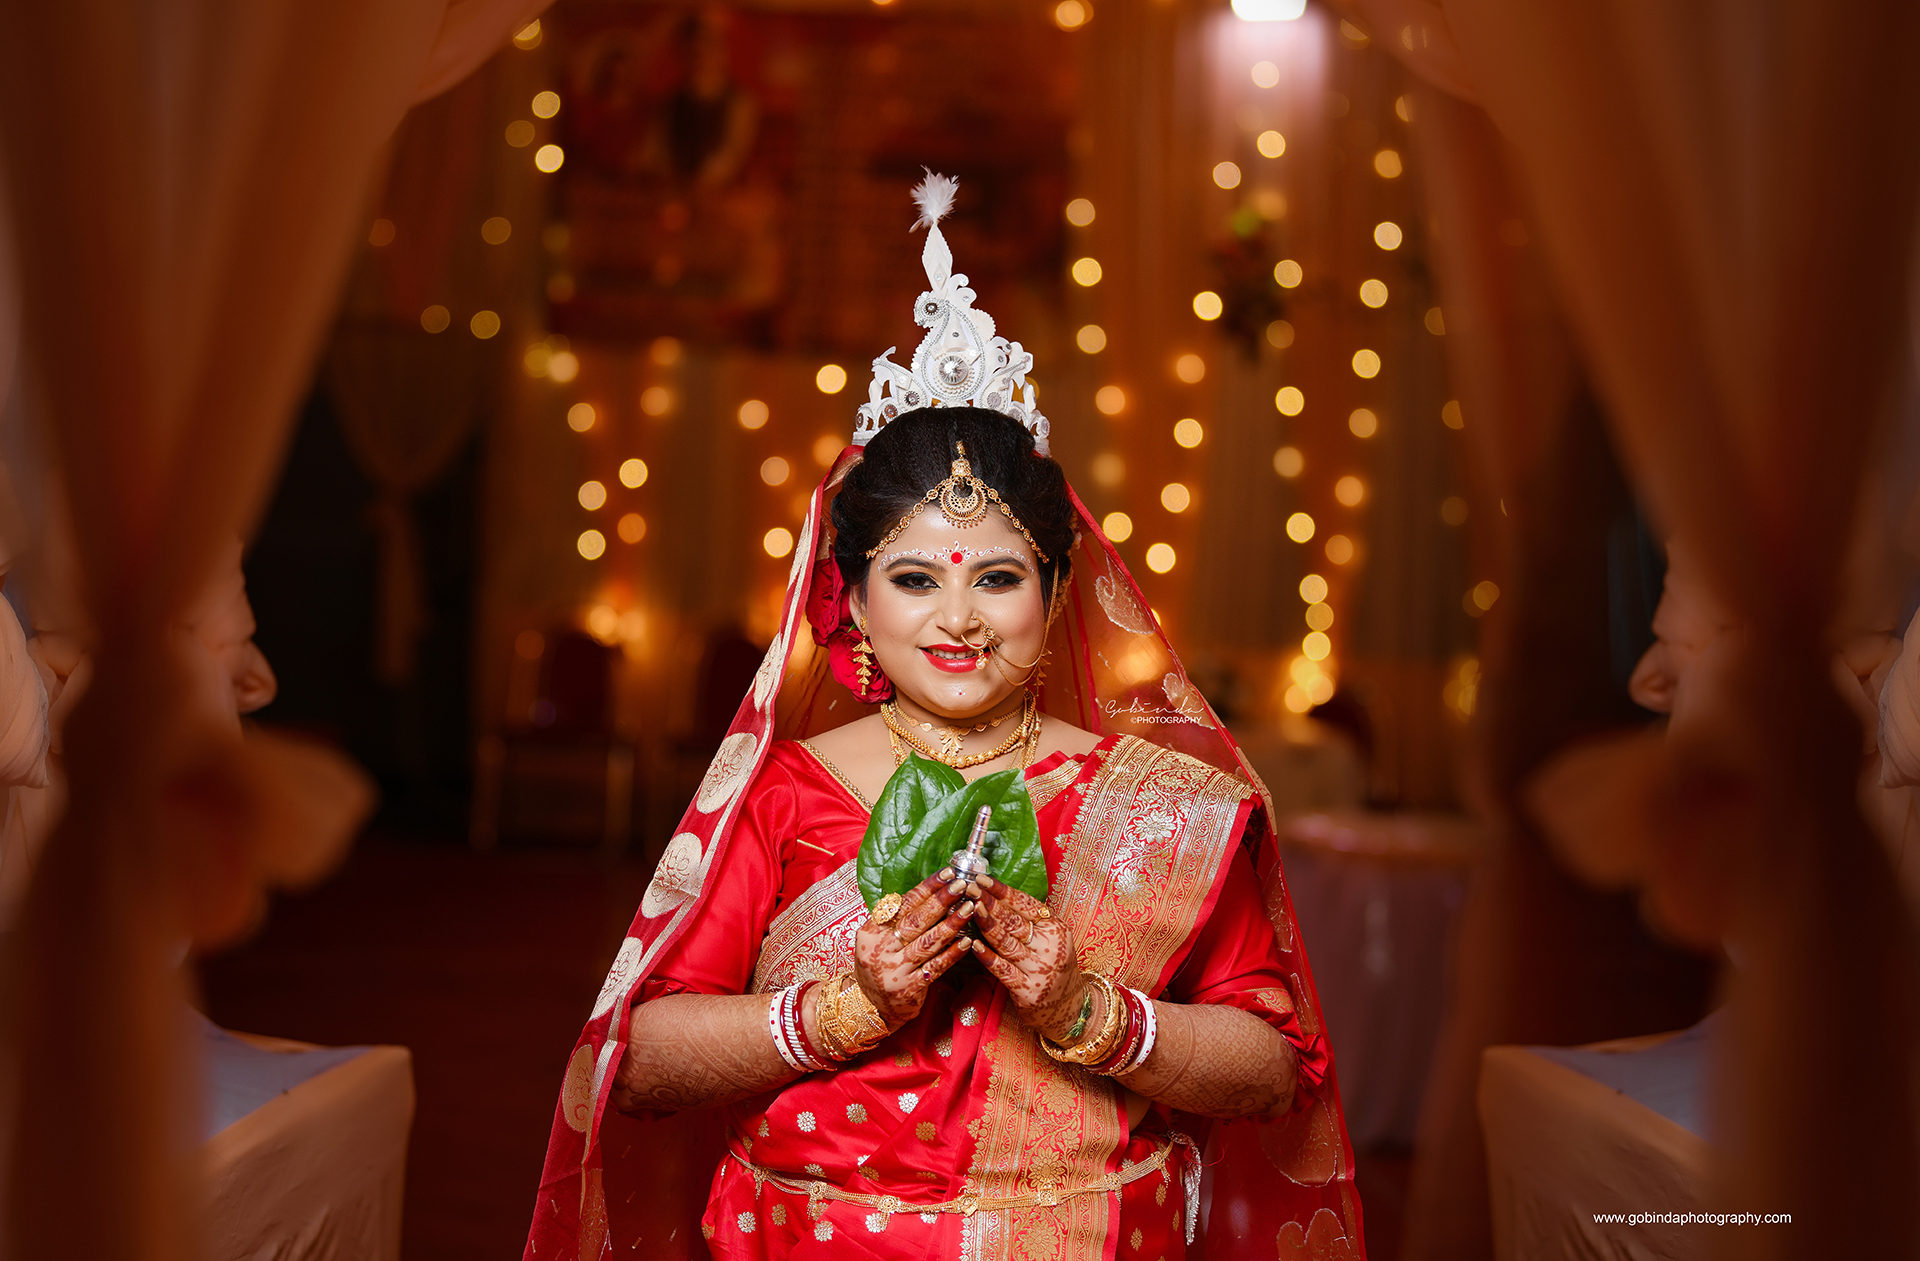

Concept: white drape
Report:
left=0, top=0, right=546, bottom=1256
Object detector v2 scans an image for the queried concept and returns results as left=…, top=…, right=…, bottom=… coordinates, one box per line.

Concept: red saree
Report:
left=524, top=452, right=1364, bottom=1261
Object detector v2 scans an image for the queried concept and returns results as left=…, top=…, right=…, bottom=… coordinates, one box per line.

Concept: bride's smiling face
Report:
left=848, top=507, right=1048, bottom=720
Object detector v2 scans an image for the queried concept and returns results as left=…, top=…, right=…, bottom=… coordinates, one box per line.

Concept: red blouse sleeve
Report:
left=1162, top=820, right=1329, bottom=1110
left=635, top=755, right=802, bottom=1002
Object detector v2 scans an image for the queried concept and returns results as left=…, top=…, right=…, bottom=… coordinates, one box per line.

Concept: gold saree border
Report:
left=963, top=736, right=1251, bottom=1261
left=1025, top=756, right=1082, bottom=814
left=1054, top=736, right=1249, bottom=986
left=751, top=859, right=863, bottom=993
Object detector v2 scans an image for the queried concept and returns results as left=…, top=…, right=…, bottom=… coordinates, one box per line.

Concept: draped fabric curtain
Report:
left=327, top=65, right=495, bottom=685
left=1443, top=2, right=1920, bottom=1249
left=326, top=328, right=484, bottom=684
left=0, top=0, right=545, bottom=1257
left=1344, top=65, right=1718, bottom=1255
left=1353, top=0, right=1920, bottom=1251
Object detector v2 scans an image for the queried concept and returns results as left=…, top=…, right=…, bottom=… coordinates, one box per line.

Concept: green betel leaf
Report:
left=856, top=758, right=1048, bottom=907
left=857, top=754, right=964, bottom=906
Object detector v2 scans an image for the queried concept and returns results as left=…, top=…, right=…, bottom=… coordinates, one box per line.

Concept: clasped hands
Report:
left=847, top=868, right=1091, bottom=1045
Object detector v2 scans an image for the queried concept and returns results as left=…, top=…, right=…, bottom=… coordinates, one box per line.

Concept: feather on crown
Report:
left=852, top=171, right=1050, bottom=456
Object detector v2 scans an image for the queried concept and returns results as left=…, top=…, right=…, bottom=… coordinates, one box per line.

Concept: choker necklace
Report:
left=893, top=698, right=1021, bottom=760
left=883, top=690, right=1041, bottom=770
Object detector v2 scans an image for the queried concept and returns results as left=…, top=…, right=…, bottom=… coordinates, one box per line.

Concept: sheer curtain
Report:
left=1444, top=1, right=1920, bottom=1249
left=1354, top=0, right=1920, bottom=1251
left=0, top=0, right=545, bottom=1256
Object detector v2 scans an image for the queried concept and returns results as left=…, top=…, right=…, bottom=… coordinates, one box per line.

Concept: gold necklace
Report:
left=897, top=701, right=1021, bottom=760
left=883, top=691, right=1040, bottom=769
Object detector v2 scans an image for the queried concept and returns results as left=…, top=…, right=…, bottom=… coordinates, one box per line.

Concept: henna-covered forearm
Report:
left=610, top=992, right=800, bottom=1115
left=610, top=874, right=977, bottom=1117
left=1117, top=1001, right=1297, bottom=1119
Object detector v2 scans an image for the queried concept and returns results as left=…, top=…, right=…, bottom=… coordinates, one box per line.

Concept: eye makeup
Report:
left=880, top=543, right=1029, bottom=571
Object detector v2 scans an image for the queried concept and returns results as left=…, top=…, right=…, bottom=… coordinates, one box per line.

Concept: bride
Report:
left=525, top=177, right=1362, bottom=1261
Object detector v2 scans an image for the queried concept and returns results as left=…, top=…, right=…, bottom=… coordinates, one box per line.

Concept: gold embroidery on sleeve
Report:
left=751, top=860, right=864, bottom=993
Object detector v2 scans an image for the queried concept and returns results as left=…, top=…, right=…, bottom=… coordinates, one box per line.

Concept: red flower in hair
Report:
left=807, top=555, right=892, bottom=703
left=806, top=555, right=846, bottom=647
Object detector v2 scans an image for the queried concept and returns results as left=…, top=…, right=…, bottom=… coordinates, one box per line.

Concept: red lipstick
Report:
left=920, top=644, right=984, bottom=674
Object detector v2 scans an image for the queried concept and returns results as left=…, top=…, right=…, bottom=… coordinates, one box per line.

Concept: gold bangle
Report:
left=814, top=975, right=847, bottom=1061
left=1040, top=972, right=1123, bottom=1066
left=819, top=972, right=889, bottom=1060
left=839, top=975, right=890, bottom=1044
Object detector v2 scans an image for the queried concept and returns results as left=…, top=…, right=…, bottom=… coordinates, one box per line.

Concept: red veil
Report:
left=523, top=450, right=1363, bottom=1260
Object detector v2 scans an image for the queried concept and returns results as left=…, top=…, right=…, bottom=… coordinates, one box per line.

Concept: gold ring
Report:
left=1016, top=923, right=1034, bottom=945
left=1032, top=905, right=1052, bottom=921
left=894, top=928, right=910, bottom=946
left=870, top=893, right=905, bottom=926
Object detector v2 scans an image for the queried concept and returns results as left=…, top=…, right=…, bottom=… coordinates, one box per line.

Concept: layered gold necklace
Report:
left=882, top=689, right=1041, bottom=769
left=888, top=699, right=1018, bottom=760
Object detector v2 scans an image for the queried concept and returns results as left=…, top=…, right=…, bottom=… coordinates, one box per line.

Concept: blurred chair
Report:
left=471, top=629, right=637, bottom=855
left=646, top=625, right=764, bottom=848
left=203, top=1015, right=415, bottom=1261
left=1281, top=810, right=1486, bottom=1149
left=1480, top=1021, right=1713, bottom=1260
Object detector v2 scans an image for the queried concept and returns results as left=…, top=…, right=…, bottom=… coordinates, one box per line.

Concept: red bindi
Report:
left=950, top=551, right=964, bottom=565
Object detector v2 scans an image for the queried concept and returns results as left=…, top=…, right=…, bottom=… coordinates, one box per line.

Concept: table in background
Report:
left=1480, top=1019, right=1714, bottom=1260
left=202, top=1016, right=415, bottom=1261
left=1279, top=810, right=1486, bottom=1148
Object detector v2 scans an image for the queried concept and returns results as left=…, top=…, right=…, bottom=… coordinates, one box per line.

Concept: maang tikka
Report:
left=864, top=441, right=1050, bottom=562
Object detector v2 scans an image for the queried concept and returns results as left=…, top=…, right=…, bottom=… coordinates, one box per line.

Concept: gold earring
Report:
left=853, top=619, right=878, bottom=691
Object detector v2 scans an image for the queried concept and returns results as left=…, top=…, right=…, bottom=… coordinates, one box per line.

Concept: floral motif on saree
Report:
left=522, top=448, right=1363, bottom=1261
left=961, top=736, right=1250, bottom=1261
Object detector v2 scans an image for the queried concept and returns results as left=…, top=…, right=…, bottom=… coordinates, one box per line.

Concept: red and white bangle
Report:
left=791, top=979, right=832, bottom=1067
left=768, top=982, right=828, bottom=1073
left=766, top=988, right=799, bottom=1070
left=1090, top=987, right=1158, bottom=1077
left=1130, top=988, right=1158, bottom=1068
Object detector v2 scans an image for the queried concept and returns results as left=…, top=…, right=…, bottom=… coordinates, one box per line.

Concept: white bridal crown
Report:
left=853, top=172, right=1051, bottom=457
